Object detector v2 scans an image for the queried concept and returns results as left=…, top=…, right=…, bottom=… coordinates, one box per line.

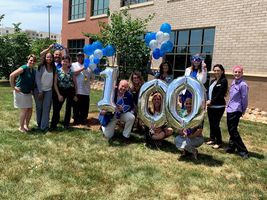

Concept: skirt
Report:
left=13, top=91, right=33, bottom=108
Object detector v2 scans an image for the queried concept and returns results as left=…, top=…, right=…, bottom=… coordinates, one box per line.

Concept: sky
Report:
left=0, top=0, right=62, bottom=34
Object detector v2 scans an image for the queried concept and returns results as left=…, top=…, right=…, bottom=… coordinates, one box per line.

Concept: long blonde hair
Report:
left=149, top=92, right=162, bottom=114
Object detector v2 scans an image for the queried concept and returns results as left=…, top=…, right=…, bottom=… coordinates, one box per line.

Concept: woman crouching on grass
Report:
left=146, top=92, right=173, bottom=146
left=175, top=98, right=204, bottom=160
left=9, top=54, right=37, bottom=132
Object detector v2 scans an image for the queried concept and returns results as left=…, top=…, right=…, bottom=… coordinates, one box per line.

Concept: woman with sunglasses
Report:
left=180, top=54, right=207, bottom=108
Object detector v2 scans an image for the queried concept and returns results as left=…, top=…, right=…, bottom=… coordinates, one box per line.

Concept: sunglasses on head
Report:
left=191, top=56, right=202, bottom=62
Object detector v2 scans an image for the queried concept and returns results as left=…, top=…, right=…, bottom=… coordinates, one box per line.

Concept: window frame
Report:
left=91, top=0, right=109, bottom=16
left=164, top=27, right=215, bottom=79
left=121, top=0, right=152, bottom=7
left=67, top=39, right=85, bottom=62
left=69, top=0, right=87, bottom=21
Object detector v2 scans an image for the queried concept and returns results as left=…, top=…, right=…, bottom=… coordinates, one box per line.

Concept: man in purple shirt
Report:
left=225, top=66, right=249, bottom=159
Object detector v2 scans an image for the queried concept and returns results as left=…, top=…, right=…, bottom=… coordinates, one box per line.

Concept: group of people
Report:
left=99, top=54, right=249, bottom=159
left=10, top=50, right=249, bottom=160
left=10, top=44, right=93, bottom=133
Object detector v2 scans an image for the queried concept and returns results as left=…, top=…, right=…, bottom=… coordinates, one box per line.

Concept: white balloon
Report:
left=162, top=32, right=170, bottom=42
left=149, top=40, right=158, bottom=51
left=89, top=55, right=94, bottom=63
left=94, top=49, right=103, bottom=59
left=89, top=63, right=97, bottom=71
left=156, top=31, right=164, bottom=43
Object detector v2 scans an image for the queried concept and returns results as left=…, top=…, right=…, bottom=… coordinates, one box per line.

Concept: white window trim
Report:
left=209, top=71, right=267, bottom=78
left=120, top=1, right=154, bottom=10
left=90, top=14, right=108, bottom=20
left=68, top=18, right=86, bottom=24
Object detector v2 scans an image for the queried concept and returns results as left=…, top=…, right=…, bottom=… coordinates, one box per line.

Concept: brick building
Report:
left=110, top=0, right=267, bottom=110
left=61, top=0, right=109, bottom=59
left=62, top=0, right=267, bottom=110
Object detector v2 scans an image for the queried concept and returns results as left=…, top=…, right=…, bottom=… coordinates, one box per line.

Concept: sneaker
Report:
left=180, top=150, right=190, bottom=158
left=49, top=126, right=57, bottom=132
left=225, top=147, right=235, bottom=153
left=192, top=149, right=198, bottom=160
left=122, top=136, right=131, bottom=144
left=239, top=152, right=249, bottom=159
left=212, top=144, right=222, bottom=149
left=206, top=140, right=215, bottom=145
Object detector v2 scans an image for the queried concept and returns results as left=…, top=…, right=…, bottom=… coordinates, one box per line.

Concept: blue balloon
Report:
left=145, top=32, right=156, bottom=46
left=84, top=58, right=90, bottom=69
left=92, top=41, right=103, bottom=50
left=83, top=44, right=94, bottom=56
left=105, top=45, right=115, bottom=57
left=160, top=42, right=169, bottom=53
left=93, top=67, right=101, bottom=75
left=159, top=50, right=165, bottom=57
left=102, top=48, right=107, bottom=57
left=165, top=41, right=174, bottom=52
left=93, top=57, right=100, bottom=64
left=152, top=48, right=161, bottom=59
left=160, top=23, right=172, bottom=34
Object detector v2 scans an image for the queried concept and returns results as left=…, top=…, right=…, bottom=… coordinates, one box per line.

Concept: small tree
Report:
left=31, top=38, right=55, bottom=62
left=84, top=9, right=154, bottom=79
left=0, top=32, right=31, bottom=79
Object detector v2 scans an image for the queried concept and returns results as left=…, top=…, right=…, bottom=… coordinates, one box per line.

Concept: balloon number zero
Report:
left=98, top=67, right=206, bottom=129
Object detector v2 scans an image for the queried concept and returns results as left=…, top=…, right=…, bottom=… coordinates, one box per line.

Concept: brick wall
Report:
left=61, top=0, right=108, bottom=47
left=110, top=0, right=267, bottom=75
left=226, top=75, right=267, bottom=111
left=110, top=0, right=267, bottom=110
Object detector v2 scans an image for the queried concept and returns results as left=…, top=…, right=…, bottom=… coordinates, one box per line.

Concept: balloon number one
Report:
left=97, top=67, right=119, bottom=113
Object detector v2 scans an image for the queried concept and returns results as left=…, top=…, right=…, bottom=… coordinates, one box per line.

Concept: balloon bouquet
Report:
left=83, top=41, right=116, bottom=74
left=145, top=23, right=174, bottom=60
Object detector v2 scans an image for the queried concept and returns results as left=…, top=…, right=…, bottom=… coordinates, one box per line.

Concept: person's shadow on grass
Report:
left=177, top=153, right=224, bottom=167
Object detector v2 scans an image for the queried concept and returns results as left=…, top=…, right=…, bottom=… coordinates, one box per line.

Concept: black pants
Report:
left=73, top=94, right=90, bottom=124
left=227, top=111, right=248, bottom=153
left=207, top=107, right=225, bottom=145
left=51, top=87, right=75, bottom=128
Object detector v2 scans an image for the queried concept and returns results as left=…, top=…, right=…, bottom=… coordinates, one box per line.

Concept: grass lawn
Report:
left=0, top=82, right=266, bottom=200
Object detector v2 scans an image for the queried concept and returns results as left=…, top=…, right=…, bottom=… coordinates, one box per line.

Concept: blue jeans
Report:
left=34, top=90, right=52, bottom=130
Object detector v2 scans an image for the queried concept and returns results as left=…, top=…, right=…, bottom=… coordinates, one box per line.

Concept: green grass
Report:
left=0, top=82, right=266, bottom=200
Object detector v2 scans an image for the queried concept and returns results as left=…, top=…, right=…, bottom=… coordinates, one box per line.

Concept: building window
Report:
left=6, top=30, right=9, bottom=33
left=165, top=28, right=215, bottom=79
left=121, top=0, right=151, bottom=7
left=92, top=0, right=109, bottom=16
left=68, top=39, right=85, bottom=61
left=69, top=0, right=86, bottom=20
